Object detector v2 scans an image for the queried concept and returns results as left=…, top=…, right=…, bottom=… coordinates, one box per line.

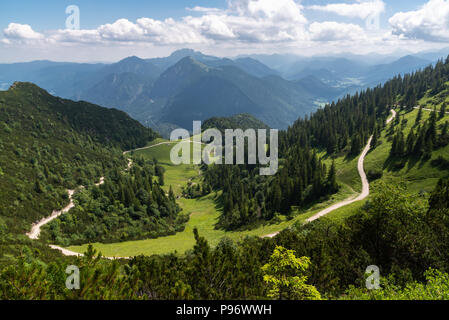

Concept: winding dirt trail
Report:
left=26, top=178, right=105, bottom=240
left=27, top=138, right=201, bottom=259
left=27, top=189, right=76, bottom=240
left=263, top=109, right=397, bottom=238
left=30, top=111, right=398, bottom=253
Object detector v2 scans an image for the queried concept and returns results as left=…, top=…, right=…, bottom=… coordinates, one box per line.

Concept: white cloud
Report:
left=186, top=6, right=224, bottom=13
left=48, top=29, right=100, bottom=44
left=186, top=15, right=236, bottom=40
left=3, top=23, right=44, bottom=41
left=230, top=0, right=307, bottom=23
left=2, top=0, right=309, bottom=46
left=309, top=21, right=366, bottom=41
left=202, top=0, right=309, bottom=42
left=308, top=0, right=385, bottom=20
left=98, top=19, right=145, bottom=41
left=138, top=17, right=207, bottom=44
left=3, top=0, right=447, bottom=61
left=389, top=0, right=449, bottom=42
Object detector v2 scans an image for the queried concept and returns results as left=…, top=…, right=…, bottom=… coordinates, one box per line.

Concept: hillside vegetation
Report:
left=3, top=56, right=449, bottom=300
left=0, top=83, right=159, bottom=264
left=202, top=113, right=270, bottom=132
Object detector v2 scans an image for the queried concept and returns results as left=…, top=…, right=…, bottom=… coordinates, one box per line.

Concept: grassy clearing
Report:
left=321, top=107, right=449, bottom=220
left=67, top=183, right=358, bottom=257
left=66, top=139, right=360, bottom=257
left=418, top=81, right=449, bottom=111
left=318, top=149, right=361, bottom=193
left=366, top=108, right=449, bottom=193
left=133, top=142, right=199, bottom=196
left=67, top=110, right=449, bottom=258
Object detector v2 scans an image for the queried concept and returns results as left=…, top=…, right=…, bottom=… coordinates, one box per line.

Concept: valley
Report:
left=14, top=96, right=449, bottom=261
left=63, top=110, right=399, bottom=257
left=2, top=51, right=449, bottom=301
left=39, top=103, right=449, bottom=265
left=5, top=0, right=449, bottom=303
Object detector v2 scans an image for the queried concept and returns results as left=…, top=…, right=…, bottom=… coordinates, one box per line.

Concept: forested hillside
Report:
left=202, top=113, right=270, bottom=132
left=154, top=57, right=317, bottom=130
left=41, top=158, right=187, bottom=245
left=195, top=57, right=449, bottom=233
left=2, top=177, right=449, bottom=300
left=2, top=55, right=449, bottom=300
left=0, top=83, right=172, bottom=263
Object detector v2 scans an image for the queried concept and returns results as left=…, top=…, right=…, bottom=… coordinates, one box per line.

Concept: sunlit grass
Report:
left=67, top=109, right=449, bottom=257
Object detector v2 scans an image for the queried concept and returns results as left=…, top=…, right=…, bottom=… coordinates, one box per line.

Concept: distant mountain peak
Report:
left=10, top=81, right=50, bottom=94
left=170, top=48, right=198, bottom=56
left=174, top=56, right=210, bottom=71
left=119, top=56, right=145, bottom=63
left=395, top=55, right=429, bottom=64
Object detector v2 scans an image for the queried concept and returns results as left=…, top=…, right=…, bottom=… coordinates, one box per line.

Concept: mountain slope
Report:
left=6, top=82, right=158, bottom=149
left=203, top=113, right=270, bottom=132
left=364, top=55, right=431, bottom=86
left=99, top=56, right=161, bottom=79
left=295, top=75, right=344, bottom=100
left=153, top=57, right=317, bottom=129
left=0, top=50, right=439, bottom=139
left=0, top=82, right=157, bottom=237
left=80, top=72, right=151, bottom=112
left=159, top=75, right=262, bottom=129
left=151, top=56, right=211, bottom=98
left=233, top=57, right=280, bottom=78
left=146, top=48, right=220, bottom=70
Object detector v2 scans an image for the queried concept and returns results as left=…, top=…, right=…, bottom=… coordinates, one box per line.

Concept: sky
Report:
left=1, top=0, right=449, bottom=62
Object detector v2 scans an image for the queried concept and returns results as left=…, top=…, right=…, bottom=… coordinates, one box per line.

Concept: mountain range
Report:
left=0, top=48, right=446, bottom=137
left=246, top=53, right=433, bottom=94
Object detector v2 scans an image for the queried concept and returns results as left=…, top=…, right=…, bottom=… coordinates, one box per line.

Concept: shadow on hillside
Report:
left=383, top=155, right=429, bottom=172
left=344, top=152, right=358, bottom=162
left=383, top=156, right=406, bottom=172
left=213, top=193, right=224, bottom=213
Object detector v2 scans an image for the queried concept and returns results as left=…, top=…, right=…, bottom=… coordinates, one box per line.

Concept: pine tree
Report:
left=413, top=128, right=425, bottom=156
left=371, top=127, right=378, bottom=149
left=397, top=132, right=405, bottom=156
left=440, top=103, right=447, bottom=120
left=262, top=246, right=321, bottom=300
left=406, top=129, right=416, bottom=155
left=442, top=121, right=449, bottom=137
left=327, top=160, right=338, bottom=193
left=169, top=186, right=175, bottom=202
left=427, top=107, right=438, bottom=145
left=350, top=134, right=362, bottom=155
left=158, top=174, right=164, bottom=186
left=34, top=180, right=43, bottom=194
left=415, top=106, right=423, bottom=125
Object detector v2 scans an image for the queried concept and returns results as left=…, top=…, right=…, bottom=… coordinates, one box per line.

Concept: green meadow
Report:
left=67, top=108, right=449, bottom=257
left=67, top=139, right=359, bottom=257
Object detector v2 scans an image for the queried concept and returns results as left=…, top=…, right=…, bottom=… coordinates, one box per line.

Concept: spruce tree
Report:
left=440, top=103, right=447, bottom=120
left=416, top=106, right=423, bottom=125
left=327, top=161, right=338, bottom=193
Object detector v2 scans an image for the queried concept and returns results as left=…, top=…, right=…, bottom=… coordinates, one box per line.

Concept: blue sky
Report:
left=0, top=0, right=424, bottom=31
left=1, top=0, right=448, bottom=62
left=0, top=1, right=230, bottom=32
